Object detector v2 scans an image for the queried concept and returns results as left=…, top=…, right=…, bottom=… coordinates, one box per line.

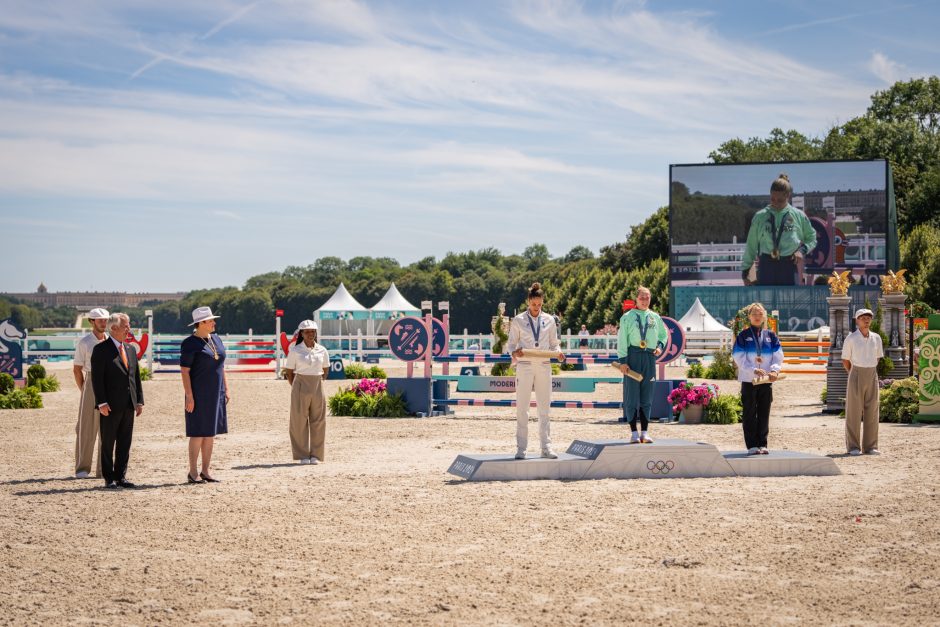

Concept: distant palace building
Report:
left=3, top=283, right=186, bottom=309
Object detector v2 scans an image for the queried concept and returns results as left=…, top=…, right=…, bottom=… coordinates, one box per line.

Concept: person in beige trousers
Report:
left=283, top=320, right=330, bottom=464
left=841, top=308, right=884, bottom=456
left=71, top=308, right=109, bottom=478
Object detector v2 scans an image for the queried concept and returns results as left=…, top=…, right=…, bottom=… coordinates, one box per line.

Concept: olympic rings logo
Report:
left=647, top=460, right=676, bottom=475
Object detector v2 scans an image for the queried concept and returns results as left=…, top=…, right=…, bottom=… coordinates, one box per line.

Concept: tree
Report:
left=522, top=243, right=551, bottom=270
left=563, top=245, right=594, bottom=263
left=709, top=128, right=822, bottom=163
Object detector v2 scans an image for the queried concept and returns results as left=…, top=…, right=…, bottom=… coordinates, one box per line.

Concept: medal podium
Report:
left=447, top=438, right=840, bottom=481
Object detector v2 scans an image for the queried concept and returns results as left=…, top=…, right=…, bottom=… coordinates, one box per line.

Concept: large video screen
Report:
left=670, top=160, right=888, bottom=287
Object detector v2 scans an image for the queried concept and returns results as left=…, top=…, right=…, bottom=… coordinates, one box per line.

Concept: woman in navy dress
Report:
left=180, top=306, right=229, bottom=484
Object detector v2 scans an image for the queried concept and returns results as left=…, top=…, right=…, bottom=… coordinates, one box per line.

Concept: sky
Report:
left=0, top=0, right=937, bottom=293
left=672, top=160, right=887, bottom=196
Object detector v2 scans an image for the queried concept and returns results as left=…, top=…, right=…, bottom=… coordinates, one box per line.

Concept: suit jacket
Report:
left=91, top=339, right=144, bottom=413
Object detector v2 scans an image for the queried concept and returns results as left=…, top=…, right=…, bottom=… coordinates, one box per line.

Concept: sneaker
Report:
left=75, top=471, right=90, bottom=479
left=759, top=447, right=769, bottom=455
left=514, top=449, right=526, bottom=460
left=630, top=432, right=641, bottom=444
left=865, top=449, right=881, bottom=455
left=309, top=457, right=320, bottom=465
left=299, top=458, right=311, bottom=465
left=640, top=434, right=654, bottom=444
left=541, top=449, right=558, bottom=459
left=747, top=447, right=760, bottom=456
left=848, top=449, right=862, bottom=456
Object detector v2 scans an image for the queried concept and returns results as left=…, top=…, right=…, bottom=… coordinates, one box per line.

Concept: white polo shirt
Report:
left=73, top=332, right=108, bottom=374
left=841, top=329, right=884, bottom=368
left=285, top=342, right=330, bottom=375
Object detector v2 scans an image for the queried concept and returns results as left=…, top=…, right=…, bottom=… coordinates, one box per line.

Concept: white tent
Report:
left=314, top=283, right=369, bottom=341
left=678, top=298, right=732, bottom=333
left=369, top=283, right=420, bottom=337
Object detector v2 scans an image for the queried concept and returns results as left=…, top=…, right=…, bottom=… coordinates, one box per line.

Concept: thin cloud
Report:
left=758, top=4, right=918, bottom=36
left=869, top=52, right=905, bottom=84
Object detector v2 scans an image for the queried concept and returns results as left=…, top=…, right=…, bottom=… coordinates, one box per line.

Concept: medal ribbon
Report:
left=636, top=312, right=650, bottom=344
left=768, top=209, right=787, bottom=256
left=526, top=314, right=541, bottom=347
left=752, top=327, right=763, bottom=362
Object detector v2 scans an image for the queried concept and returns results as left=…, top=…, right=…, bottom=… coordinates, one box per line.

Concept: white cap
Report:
left=854, top=308, right=874, bottom=319
left=297, top=319, right=318, bottom=331
left=189, top=306, right=221, bottom=326
left=87, top=308, right=110, bottom=320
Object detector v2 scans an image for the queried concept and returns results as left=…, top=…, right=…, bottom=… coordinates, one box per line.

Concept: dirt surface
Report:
left=2, top=362, right=939, bottom=625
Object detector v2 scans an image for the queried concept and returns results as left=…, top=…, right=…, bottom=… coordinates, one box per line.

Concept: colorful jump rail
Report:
left=433, top=353, right=621, bottom=364
left=436, top=399, right=624, bottom=409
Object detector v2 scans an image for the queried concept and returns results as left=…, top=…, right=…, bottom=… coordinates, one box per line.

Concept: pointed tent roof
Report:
left=678, top=297, right=731, bottom=333
left=315, top=283, right=367, bottom=313
left=370, top=283, right=419, bottom=312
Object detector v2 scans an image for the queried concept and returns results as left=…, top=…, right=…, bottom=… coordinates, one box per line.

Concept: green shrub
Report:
left=36, top=375, right=60, bottom=393
left=328, top=388, right=359, bottom=415
left=703, top=393, right=742, bottom=424
left=877, top=355, right=894, bottom=378
left=491, top=363, right=513, bottom=376
left=366, top=365, right=387, bottom=379
left=821, top=386, right=827, bottom=404
left=879, top=377, right=919, bottom=423
left=374, top=392, right=408, bottom=417
left=686, top=362, right=705, bottom=378
left=351, top=393, right=380, bottom=416
left=27, top=364, right=47, bottom=387
left=139, top=367, right=152, bottom=381
left=0, top=373, right=14, bottom=395
left=344, top=363, right=368, bottom=379
left=0, top=386, right=43, bottom=409
left=704, top=347, right=737, bottom=380
left=560, top=362, right=577, bottom=371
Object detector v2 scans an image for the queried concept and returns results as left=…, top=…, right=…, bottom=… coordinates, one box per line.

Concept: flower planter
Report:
left=680, top=404, right=704, bottom=424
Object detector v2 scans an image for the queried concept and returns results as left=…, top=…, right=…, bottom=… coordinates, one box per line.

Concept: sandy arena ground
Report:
left=2, top=361, right=939, bottom=625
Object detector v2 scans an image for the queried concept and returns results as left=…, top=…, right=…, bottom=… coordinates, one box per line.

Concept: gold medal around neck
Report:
left=771, top=249, right=780, bottom=260
left=639, top=340, right=648, bottom=349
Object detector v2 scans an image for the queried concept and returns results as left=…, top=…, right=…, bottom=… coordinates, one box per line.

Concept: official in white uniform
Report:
left=284, top=320, right=330, bottom=464
left=507, top=282, right=565, bottom=459
left=841, top=308, right=884, bottom=456
left=71, top=307, right=109, bottom=478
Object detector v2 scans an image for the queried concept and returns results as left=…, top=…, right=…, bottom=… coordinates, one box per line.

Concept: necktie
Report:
left=119, top=343, right=128, bottom=368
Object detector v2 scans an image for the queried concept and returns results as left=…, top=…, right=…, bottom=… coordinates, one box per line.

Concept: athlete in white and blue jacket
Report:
left=732, top=303, right=784, bottom=455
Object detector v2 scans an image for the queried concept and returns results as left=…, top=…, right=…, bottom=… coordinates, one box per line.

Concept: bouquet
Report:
left=667, top=382, right=718, bottom=413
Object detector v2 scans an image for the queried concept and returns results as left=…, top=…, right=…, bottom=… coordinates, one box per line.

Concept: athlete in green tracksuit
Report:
left=741, top=173, right=817, bottom=286
left=617, top=286, right=668, bottom=443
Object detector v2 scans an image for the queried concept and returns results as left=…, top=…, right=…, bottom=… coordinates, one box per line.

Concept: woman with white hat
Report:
left=283, top=320, right=330, bottom=464
left=180, top=306, right=229, bottom=483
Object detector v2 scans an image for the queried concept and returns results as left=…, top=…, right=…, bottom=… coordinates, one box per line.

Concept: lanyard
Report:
left=768, top=209, right=788, bottom=256
left=526, top=313, right=542, bottom=347
left=636, top=311, right=651, bottom=341
left=751, top=327, right=763, bottom=363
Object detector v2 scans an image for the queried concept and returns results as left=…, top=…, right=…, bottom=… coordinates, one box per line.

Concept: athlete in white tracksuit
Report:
left=507, top=282, right=565, bottom=459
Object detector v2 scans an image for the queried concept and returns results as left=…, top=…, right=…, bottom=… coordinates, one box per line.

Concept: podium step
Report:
left=448, top=438, right=841, bottom=481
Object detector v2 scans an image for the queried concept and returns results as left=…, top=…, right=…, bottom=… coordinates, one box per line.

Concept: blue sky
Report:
left=0, top=0, right=936, bottom=292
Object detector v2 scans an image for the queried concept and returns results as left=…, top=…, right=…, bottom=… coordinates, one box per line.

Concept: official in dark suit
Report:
left=91, top=312, right=144, bottom=489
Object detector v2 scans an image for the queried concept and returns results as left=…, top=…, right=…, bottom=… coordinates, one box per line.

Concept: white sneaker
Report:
left=514, top=449, right=526, bottom=460
left=541, top=449, right=558, bottom=459
left=630, top=432, right=641, bottom=444
left=299, top=458, right=311, bottom=465
left=747, top=447, right=760, bottom=456
left=309, top=457, right=320, bottom=465
left=849, top=449, right=862, bottom=456
left=640, top=432, right=654, bottom=444
left=865, top=449, right=881, bottom=455
left=759, top=447, right=769, bottom=455
left=75, top=471, right=90, bottom=479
